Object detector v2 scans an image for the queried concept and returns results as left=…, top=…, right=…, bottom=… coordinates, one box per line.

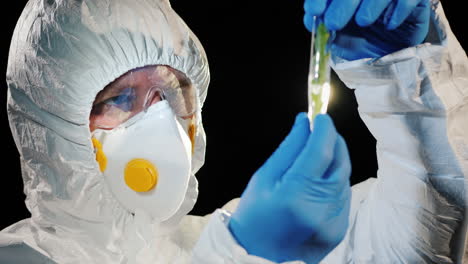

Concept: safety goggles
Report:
left=90, top=65, right=197, bottom=131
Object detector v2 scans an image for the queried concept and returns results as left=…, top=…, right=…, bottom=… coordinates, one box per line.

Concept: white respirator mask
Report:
left=92, top=100, right=192, bottom=222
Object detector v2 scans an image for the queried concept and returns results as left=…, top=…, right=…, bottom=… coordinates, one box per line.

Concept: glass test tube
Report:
left=308, top=16, right=332, bottom=130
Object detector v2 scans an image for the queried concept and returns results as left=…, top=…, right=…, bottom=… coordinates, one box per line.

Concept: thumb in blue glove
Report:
left=229, top=113, right=352, bottom=263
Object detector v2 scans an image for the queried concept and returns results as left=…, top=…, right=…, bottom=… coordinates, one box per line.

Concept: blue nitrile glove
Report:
left=228, top=113, right=351, bottom=263
left=304, top=0, right=431, bottom=60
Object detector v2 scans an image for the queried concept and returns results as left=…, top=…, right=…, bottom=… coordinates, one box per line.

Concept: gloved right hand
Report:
left=303, top=0, right=431, bottom=60
left=228, top=113, right=351, bottom=263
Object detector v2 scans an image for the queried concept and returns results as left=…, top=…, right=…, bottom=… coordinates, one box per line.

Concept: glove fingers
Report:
left=254, top=113, right=310, bottom=189
left=313, top=187, right=351, bottom=245
left=407, top=0, right=430, bottom=27
left=355, top=0, right=392, bottom=27
left=387, top=0, right=422, bottom=30
left=325, top=0, right=361, bottom=30
left=304, top=0, right=331, bottom=32
left=322, top=135, right=351, bottom=182
left=409, top=0, right=431, bottom=44
left=304, top=0, right=328, bottom=17
left=331, top=40, right=382, bottom=61
left=304, top=14, right=315, bottom=33
left=300, top=135, right=351, bottom=198
left=285, top=114, right=338, bottom=182
left=314, top=135, right=351, bottom=200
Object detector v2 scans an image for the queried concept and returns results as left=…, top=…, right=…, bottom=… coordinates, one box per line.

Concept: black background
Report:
left=1, top=1, right=465, bottom=230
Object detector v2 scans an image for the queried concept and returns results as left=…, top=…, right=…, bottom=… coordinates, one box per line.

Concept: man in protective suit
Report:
left=1, top=0, right=467, bottom=263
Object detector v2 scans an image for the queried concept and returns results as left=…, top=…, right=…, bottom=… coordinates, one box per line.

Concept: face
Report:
left=89, top=66, right=198, bottom=221
left=89, top=65, right=196, bottom=132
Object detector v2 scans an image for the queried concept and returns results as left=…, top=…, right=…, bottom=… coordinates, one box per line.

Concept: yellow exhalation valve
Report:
left=124, top=159, right=159, bottom=192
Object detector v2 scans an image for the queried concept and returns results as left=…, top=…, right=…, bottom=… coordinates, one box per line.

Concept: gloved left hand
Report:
left=303, top=0, right=432, bottom=60
left=228, top=113, right=351, bottom=263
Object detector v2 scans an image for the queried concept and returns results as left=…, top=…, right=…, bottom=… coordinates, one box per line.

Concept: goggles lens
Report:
left=90, top=65, right=196, bottom=131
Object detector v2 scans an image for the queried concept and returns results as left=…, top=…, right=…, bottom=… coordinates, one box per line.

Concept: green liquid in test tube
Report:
left=308, top=16, right=332, bottom=130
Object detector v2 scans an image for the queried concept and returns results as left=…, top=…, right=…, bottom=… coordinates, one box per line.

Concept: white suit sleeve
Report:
left=322, top=3, right=468, bottom=264
left=0, top=232, right=56, bottom=264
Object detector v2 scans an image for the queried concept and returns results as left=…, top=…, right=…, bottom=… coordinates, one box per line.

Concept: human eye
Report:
left=102, top=87, right=136, bottom=112
left=90, top=87, right=137, bottom=130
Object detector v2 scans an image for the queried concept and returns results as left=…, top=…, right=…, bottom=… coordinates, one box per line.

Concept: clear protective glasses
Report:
left=90, top=65, right=197, bottom=132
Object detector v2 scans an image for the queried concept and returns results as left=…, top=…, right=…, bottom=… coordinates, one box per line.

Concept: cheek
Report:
left=90, top=107, right=133, bottom=131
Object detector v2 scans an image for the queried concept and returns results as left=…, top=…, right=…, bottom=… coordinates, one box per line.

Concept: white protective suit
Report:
left=1, top=0, right=467, bottom=263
